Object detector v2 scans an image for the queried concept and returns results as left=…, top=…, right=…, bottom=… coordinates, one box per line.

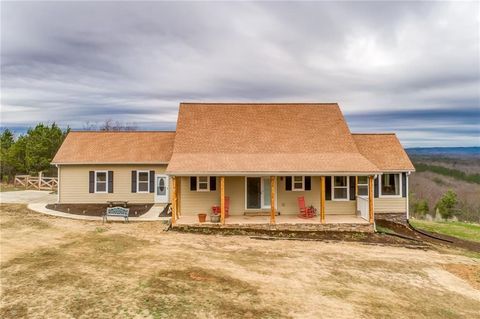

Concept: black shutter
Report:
left=89, top=171, right=94, bottom=193
left=190, top=176, right=197, bottom=191
left=325, top=176, right=331, bottom=200
left=374, top=176, right=379, bottom=198
left=285, top=176, right=292, bottom=191
left=149, top=170, right=155, bottom=193
left=209, top=176, right=216, bottom=191
left=131, top=171, right=137, bottom=193
left=305, top=176, right=311, bottom=191
left=349, top=176, right=355, bottom=200
left=108, top=171, right=113, bottom=193
left=402, top=173, right=407, bottom=198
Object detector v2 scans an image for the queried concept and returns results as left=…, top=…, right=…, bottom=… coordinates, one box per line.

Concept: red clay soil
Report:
left=375, top=219, right=480, bottom=253
left=45, top=203, right=153, bottom=217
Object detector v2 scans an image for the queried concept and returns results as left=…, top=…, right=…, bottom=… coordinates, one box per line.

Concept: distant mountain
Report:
left=406, top=147, right=480, bottom=156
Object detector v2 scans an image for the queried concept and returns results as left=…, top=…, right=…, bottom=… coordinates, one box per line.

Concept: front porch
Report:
left=169, top=175, right=375, bottom=230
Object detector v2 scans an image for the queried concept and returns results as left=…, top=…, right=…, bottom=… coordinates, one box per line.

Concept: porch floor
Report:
left=175, top=214, right=369, bottom=225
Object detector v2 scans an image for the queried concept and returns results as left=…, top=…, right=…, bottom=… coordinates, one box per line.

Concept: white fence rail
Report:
left=357, top=195, right=369, bottom=221
left=14, top=173, right=58, bottom=191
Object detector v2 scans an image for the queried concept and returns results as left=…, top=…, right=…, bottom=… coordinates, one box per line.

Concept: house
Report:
left=52, top=103, right=415, bottom=229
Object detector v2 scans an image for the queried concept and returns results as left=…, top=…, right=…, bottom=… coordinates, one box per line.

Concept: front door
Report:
left=245, top=177, right=272, bottom=209
left=155, top=175, right=169, bottom=203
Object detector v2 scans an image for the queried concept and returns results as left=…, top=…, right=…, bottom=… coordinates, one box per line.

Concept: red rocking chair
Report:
left=212, top=196, right=230, bottom=218
left=297, top=196, right=315, bottom=219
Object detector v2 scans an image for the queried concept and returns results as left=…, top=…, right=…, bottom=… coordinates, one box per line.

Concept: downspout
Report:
left=373, top=174, right=380, bottom=232
left=56, top=164, right=60, bottom=204
left=406, top=171, right=411, bottom=220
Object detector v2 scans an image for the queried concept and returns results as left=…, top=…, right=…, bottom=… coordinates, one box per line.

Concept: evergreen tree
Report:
left=436, top=190, right=458, bottom=219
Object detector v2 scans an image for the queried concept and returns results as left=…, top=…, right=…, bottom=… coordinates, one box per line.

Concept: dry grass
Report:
left=1, top=204, right=479, bottom=318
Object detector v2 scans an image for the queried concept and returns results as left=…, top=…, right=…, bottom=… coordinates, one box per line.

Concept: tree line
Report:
left=0, top=120, right=136, bottom=182
left=0, top=124, right=69, bottom=182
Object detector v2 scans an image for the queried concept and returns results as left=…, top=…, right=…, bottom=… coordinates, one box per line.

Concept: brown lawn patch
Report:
left=1, top=204, right=479, bottom=318
left=443, top=263, right=480, bottom=289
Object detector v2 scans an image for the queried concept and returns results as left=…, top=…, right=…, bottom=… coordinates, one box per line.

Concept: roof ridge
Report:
left=352, top=133, right=397, bottom=135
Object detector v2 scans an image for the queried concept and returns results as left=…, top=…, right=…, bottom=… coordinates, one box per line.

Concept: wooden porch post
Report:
left=220, top=176, right=225, bottom=225
left=171, top=176, right=177, bottom=225
left=368, top=175, right=374, bottom=224
left=320, top=176, right=326, bottom=224
left=270, top=176, right=276, bottom=224
left=355, top=176, right=358, bottom=214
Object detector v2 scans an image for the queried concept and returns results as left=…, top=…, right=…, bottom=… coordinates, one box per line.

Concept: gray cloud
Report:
left=1, top=1, right=479, bottom=147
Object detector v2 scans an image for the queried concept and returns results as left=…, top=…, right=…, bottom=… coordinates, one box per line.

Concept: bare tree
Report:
left=82, top=119, right=137, bottom=131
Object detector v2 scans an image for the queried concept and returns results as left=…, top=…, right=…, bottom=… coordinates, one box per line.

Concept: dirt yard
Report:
left=1, top=204, right=479, bottom=318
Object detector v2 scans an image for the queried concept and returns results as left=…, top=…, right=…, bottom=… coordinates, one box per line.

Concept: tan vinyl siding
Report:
left=179, top=176, right=219, bottom=215
left=277, top=176, right=320, bottom=214
left=59, top=164, right=167, bottom=204
left=375, top=197, right=407, bottom=213
left=225, top=176, right=245, bottom=215
left=325, top=201, right=356, bottom=215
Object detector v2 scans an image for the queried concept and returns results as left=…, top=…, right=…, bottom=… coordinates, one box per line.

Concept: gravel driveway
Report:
left=0, top=190, right=57, bottom=204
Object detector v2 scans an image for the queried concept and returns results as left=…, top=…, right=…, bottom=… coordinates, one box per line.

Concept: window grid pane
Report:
left=96, top=182, right=106, bottom=192
left=139, top=172, right=149, bottom=182
left=96, top=172, right=106, bottom=182
left=334, top=188, right=347, bottom=199
left=334, top=176, right=347, bottom=187
left=138, top=182, right=149, bottom=192
left=382, top=174, right=399, bottom=195
left=358, top=185, right=368, bottom=196
left=358, top=176, right=368, bottom=184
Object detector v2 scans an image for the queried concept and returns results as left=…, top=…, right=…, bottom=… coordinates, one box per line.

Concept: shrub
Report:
left=436, top=190, right=458, bottom=219
left=414, top=200, right=429, bottom=217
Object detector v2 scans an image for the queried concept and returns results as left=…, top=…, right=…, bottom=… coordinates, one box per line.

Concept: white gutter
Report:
left=51, top=162, right=170, bottom=165
left=164, top=171, right=382, bottom=176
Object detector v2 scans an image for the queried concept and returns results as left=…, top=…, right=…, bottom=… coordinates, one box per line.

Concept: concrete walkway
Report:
left=1, top=190, right=57, bottom=204
left=27, top=203, right=170, bottom=222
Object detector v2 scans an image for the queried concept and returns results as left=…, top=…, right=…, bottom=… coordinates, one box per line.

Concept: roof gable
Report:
left=173, top=103, right=358, bottom=154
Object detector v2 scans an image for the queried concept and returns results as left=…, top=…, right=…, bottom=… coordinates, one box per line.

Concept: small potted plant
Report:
left=197, top=213, right=207, bottom=223
left=210, top=205, right=220, bottom=223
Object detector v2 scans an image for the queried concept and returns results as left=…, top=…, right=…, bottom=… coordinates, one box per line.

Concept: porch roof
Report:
left=166, top=152, right=380, bottom=174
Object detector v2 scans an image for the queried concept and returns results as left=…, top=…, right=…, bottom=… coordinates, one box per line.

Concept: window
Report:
left=381, top=173, right=400, bottom=196
left=137, top=171, right=150, bottom=193
left=95, top=171, right=108, bottom=193
left=292, top=176, right=304, bottom=191
left=197, top=176, right=209, bottom=191
left=357, top=176, right=369, bottom=196
left=332, top=176, right=349, bottom=200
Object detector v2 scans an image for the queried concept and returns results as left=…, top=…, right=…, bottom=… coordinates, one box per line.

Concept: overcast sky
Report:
left=1, top=1, right=479, bottom=147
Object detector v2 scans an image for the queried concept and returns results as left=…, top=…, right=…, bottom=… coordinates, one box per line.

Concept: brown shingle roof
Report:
left=52, top=131, right=175, bottom=164
left=352, top=133, right=415, bottom=171
left=166, top=103, right=380, bottom=174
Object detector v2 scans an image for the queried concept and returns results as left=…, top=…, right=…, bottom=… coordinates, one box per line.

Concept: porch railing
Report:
left=357, top=195, right=369, bottom=221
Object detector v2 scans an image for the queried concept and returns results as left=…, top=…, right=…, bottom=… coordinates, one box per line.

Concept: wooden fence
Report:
left=14, top=173, right=58, bottom=191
